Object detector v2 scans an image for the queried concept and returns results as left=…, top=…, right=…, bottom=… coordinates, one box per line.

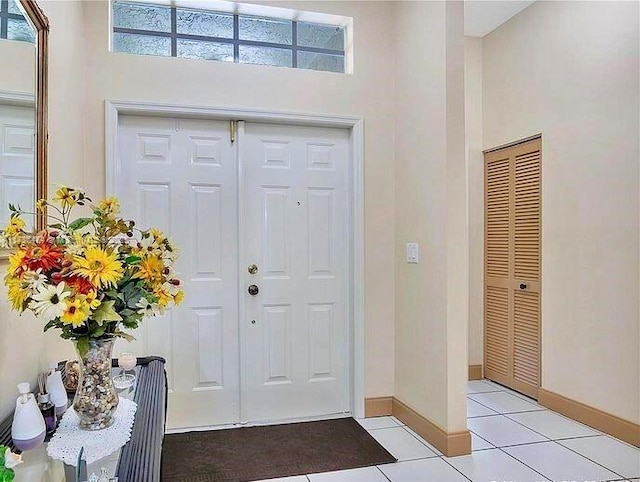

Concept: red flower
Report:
left=64, top=274, right=95, bottom=295
left=23, top=241, right=64, bottom=272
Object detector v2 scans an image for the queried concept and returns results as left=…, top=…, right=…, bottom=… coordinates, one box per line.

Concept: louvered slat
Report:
left=485, top=286, right=509, bottom=376
left=513, top=291, right=539, bottom=387
left=486, top=157, right=510, bottom=278
left=514, top=150, right=540, bottom=281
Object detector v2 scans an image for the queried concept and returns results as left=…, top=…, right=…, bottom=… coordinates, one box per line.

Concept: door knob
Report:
left=248, top=284, right=259, bottom=296
left=248, top=264, right=258, bottom=275
left=519, top=283, right=527, bottom=290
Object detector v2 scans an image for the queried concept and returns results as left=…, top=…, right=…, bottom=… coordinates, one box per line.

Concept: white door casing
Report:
left=241, top=122, right=350, bottom=422
left=113, top=110, right=361, bottom=429
left=117, top=116, right=240, bottom=428
left=0, top=104, right=35, bottom=228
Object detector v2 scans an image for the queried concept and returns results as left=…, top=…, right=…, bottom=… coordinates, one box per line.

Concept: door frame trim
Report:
left=105, top=100, right=366, bottom=419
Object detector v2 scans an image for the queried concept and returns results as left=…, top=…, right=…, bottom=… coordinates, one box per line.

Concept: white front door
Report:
left=0, top=104, right=35, bottom=228
left=241, top=123, right=350, bottom=422
left=117, top=116, right=240, bottom=428
left=116, top=115, right=350, bottom=429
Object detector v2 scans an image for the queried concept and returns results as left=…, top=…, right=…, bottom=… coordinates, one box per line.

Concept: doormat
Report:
left=161, top=417, right=397, bottom=481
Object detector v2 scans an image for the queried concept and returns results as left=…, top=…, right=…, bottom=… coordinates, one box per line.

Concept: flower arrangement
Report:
left=0, top=445, right=21, bottom=482
left=1, top=187, right=183, bottom=355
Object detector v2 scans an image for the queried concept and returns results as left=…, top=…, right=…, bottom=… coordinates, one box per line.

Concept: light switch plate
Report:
left=406, top=243, right=419, bottom=263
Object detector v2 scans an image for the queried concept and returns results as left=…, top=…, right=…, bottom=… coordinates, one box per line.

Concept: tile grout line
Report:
left=397, top=425, right=442, bottom=455
left=549, top=439, right=629, bottom=480
left=374, top=465, right=393, bottom=481
left=496, top=445, right=553, bottom=481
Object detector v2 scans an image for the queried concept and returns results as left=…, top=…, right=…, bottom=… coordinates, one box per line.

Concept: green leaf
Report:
left=90, top=325, right=106, bottom=338
left=91, top=300, right=123, bottom=326
left=43, top=319, right=59, bottom=332
left=114, top=330, right=135, bottom=342
left=48, top=223, right=64, bottom=229
left=68, top=217, right=93, bottom=231
left=76, top=337, right=89, bottom=358
left=124, top=255, right=142, bottom=265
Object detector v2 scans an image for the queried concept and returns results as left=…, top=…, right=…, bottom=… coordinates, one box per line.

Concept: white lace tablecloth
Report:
left=47, top=397, right=137, bottom=465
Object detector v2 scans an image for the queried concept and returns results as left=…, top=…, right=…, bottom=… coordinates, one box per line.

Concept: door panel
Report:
left=0, top=105, right=35, bottom=229
left=484, top=137, right=541, bottom=399
left=117, top=116, right=240, bottom=429
left=242, top=123, right=350, bottom=422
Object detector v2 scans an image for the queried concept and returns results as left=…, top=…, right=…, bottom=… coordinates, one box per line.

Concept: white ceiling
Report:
left=464, top=1, right=536, bottom=37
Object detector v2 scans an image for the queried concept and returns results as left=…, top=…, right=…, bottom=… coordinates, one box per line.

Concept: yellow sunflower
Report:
left=82, top=290, right=102, bottom=310
left=7, top=249, right=26, bottom=276
left=4, top=216, right=26, bottom=236
left=97, top=196, right=120, bottom=216
left=173, top=290, right=185, bottom=305
left=133, top=255, right=165, bottom=284
left=53, top=186, right=78, bottom=208
left=6, top=278, right=29, bottom=311
left=73, top=246, right=124, bottom=288
left=61, top=298, right=90, bottom=327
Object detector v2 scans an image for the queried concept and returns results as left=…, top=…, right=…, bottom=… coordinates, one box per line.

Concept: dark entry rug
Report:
left=161, top=417, right=397, bottom=481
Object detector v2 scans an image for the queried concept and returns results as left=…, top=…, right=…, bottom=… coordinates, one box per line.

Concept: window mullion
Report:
left=170, top=7, right=177, bottom=57
left=233, top=14, right=239, bottom=63
left=291, top=21, right=298, bottom=68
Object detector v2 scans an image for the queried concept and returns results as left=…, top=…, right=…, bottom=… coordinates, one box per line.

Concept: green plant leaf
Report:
left=68, top=217, right=93, bottom=231
left=124, top=255, right=142, bottom=265
left=91, top=300, right=123, bottom=326
left=76, top=337, right=89, bottom=357
left=114, top=330, right=135, bottom=342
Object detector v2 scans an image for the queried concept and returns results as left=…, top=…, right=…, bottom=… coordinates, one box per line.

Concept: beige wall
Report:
left=394, top=0, right=467, bottom=432
left=483, top=1, right=639, bottom=423
left=465, top=37, right=483, bottom=368
left=0, top=0, right=86, bottom=420
left=79, top=0, right=396, bottom=399
left=0, top=39, right=35, bottom=94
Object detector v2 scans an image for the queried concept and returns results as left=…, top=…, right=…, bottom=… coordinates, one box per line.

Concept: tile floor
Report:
left=258, top=380, right=640, bottom=482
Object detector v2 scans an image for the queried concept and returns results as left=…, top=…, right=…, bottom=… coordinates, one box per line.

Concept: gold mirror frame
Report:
left=20, top=0, right=49, bottom=231
left=0, top=0, right=48, bottom=259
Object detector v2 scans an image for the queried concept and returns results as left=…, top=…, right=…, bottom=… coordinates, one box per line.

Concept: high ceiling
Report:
left=464, top=1, right=536, bottom=37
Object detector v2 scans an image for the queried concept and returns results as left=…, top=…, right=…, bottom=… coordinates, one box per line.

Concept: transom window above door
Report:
left=111, top=1, right=350, bottom=73
left=0, top=0, right=36, bottom=43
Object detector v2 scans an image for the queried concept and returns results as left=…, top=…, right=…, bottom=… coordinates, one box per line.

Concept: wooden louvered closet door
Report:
left=484, top=137, right=541, bottom=399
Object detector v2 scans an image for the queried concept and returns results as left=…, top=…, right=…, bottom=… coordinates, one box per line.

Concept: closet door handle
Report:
left=519, top=283, right=527, bottom=290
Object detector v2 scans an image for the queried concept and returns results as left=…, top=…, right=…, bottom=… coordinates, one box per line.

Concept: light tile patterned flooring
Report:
left=258, top=380, right=640, bottom=482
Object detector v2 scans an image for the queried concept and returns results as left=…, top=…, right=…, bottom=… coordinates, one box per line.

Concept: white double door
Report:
left=116, top=116, right=351, bottom=429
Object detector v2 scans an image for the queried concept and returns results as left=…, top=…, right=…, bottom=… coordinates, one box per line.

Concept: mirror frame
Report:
left=20, top=0, right=49, bottom=232
left=0, top=0, right=48, bottom=259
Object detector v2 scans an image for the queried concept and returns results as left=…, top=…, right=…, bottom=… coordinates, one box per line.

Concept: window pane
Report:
left=177, top=39, right=234, bottom=62
left=113, top=32, right=171, bottom=57
left=298, top=51, right=344, bottom=73
left=239, top=16, right=292, bottom=45
left=177, top=8, right=233, bottom=38
left=7, top=18, right=35, bottom=43
left=8, top=0, right=21, bottom=15
left=239, top=45, right=292, bottom=67
left=113, top=2, right=171, bottom=33
left=297, top=22, right=344, bottom=51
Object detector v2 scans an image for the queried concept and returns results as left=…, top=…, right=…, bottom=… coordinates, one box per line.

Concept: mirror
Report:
left=0, top=0, right=48, bottom=256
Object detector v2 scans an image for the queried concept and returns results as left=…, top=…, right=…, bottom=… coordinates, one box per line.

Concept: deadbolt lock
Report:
left=248, top=264, right=258, bottom=275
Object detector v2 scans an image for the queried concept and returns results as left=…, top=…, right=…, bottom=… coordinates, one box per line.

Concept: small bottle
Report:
left=11, top=382, right=46, bottom=451
left=37, top=392, right=57, bottom=435
left=47, top=362, right=68, bottom=416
